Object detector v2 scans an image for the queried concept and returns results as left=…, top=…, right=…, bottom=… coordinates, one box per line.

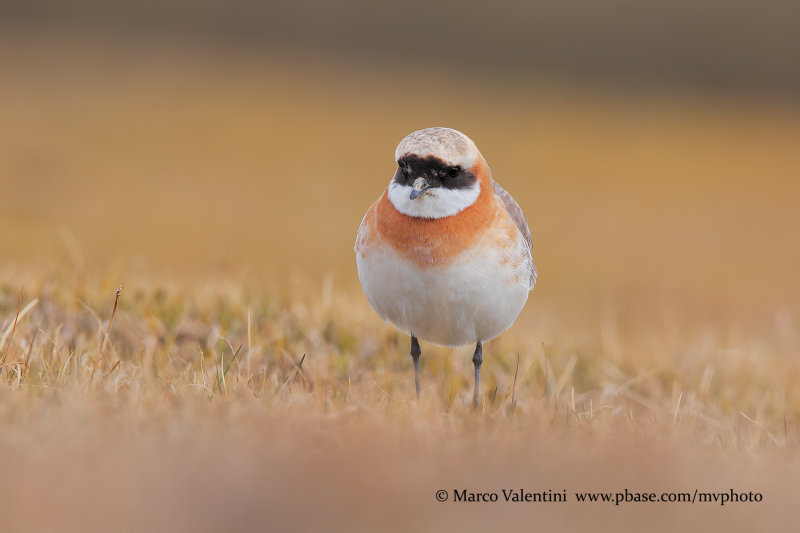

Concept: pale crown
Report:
left=394, top=127, right=480, bottom=169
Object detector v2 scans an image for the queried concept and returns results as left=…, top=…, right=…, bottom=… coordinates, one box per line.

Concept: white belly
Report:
left=355, top=242, right=530, bottom=347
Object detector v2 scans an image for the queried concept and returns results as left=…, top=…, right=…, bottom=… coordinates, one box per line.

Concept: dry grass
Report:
left=1, top=35, right=800, bottom=531
left=0, top=272, right=798, bottom=531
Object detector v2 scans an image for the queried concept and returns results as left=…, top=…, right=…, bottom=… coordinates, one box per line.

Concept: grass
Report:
left=1, top=275, right=794, bottom=439
left=0, top=272, right=797, bottom=531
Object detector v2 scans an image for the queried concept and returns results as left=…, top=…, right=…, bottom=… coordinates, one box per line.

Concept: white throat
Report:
left=387, top=181, right=480, bottom=219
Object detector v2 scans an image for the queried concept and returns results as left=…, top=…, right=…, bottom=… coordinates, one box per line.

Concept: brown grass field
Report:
left=1, top=34, right=800, bottom=531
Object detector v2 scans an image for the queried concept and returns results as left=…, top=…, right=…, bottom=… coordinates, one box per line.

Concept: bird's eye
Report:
left=445, top=166, right=460, bottom=179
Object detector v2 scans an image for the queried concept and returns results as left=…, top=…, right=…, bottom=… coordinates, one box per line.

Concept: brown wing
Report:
left=492, top=180, right=537, bottom=289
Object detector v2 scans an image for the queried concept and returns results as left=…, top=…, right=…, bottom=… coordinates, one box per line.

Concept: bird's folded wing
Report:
left=492, top=180, right=537, bottom=289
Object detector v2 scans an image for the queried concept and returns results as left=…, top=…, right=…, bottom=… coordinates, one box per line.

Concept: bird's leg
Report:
left=410, top=335, right=421, bottom=399
left=472, top=341, right=483, bottom=411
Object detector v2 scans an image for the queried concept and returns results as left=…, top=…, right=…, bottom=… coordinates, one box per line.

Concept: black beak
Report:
left=409, top=177, right=431, bottom=200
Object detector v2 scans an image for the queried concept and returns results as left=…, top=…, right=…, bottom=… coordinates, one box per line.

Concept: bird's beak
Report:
left=409, top=177, right=431, bottom=200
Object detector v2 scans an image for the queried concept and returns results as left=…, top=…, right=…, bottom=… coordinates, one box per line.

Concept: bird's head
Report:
left=388, top=127, right=487, bottom=219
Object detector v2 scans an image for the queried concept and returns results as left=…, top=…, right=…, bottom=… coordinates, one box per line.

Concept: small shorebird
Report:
left=355, top=127, right=536, bottom=409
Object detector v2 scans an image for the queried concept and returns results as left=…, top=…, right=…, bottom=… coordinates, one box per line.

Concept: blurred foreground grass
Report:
left=0, top=272, right=798, bottom=531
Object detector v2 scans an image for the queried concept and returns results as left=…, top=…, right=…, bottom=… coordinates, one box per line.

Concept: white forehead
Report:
left=395, top=127, right=480, bottom=168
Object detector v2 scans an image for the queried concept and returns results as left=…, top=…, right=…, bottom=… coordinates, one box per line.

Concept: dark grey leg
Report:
left=410, top=335, right=421, bottom=399
left=472, top=341, right=483, bottom=410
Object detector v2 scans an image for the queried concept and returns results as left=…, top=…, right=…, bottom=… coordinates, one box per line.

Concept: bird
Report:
left=354, top=127, right=536, bottom=410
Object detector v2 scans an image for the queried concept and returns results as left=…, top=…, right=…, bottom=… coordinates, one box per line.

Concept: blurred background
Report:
left=1, top=4, right=800, bottom=531
left=1, top=0, right=799, bottom=321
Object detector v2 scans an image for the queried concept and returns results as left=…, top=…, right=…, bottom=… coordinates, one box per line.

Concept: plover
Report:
left=355, top=127, right=536, bottom=409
